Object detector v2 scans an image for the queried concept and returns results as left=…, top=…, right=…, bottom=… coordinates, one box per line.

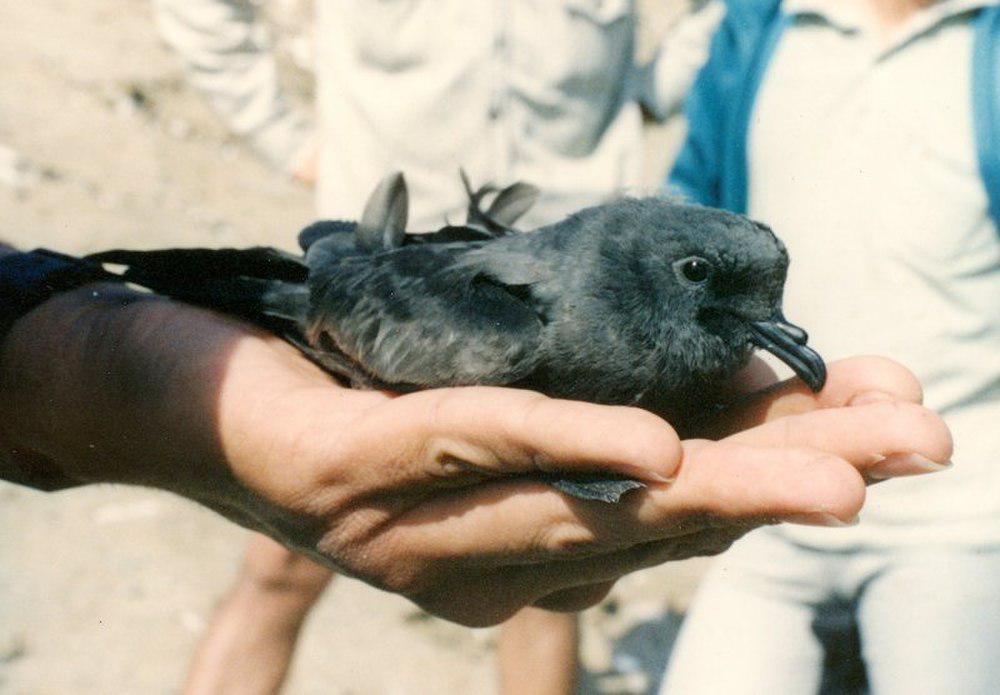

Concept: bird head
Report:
left=589, top=198, right=826, bottom=391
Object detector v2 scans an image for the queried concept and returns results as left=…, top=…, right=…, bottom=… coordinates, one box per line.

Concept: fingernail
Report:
left=627, top=470, right=675, bottom=485
left=847, top=391, right=895, bottom=407
left=782, top=512, right=860, bottom=528
left=615, top=464, right=676, bottom=484
left=868, top=453, right=952, bottom=480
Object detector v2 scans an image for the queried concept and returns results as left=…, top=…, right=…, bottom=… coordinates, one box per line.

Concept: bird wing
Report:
left=306, top=243, right=545, bottom=389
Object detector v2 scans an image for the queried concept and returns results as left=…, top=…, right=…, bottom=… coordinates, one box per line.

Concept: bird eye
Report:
left=674, top=257, right=713, bottom=286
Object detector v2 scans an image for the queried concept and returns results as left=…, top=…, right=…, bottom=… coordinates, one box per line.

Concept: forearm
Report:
left=0, top=280, right=377, bottom=564
left=0, top=284, right=318, bottom=517
left=0, top=287, right=216, bottom=486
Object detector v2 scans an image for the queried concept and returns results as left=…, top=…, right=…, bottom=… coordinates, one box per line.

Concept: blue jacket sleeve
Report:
left=665, top=0, right=782, bottom=212
left=664, top=7, right=740, bottom=208
left=972, top=6, right=1000, bottom=230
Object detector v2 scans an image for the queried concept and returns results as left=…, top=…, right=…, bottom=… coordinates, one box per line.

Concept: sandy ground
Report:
left=0, top=2, right=710, bottom=693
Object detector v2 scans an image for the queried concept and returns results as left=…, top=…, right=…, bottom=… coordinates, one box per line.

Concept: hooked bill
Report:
left=747, top=313, right=827, bottom=391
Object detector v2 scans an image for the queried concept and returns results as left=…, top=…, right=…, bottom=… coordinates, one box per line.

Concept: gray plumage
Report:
left=86, top=173, right=825, bottom=503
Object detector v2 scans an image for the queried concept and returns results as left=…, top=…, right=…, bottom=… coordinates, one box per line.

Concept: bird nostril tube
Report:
left=774, top=320, right=808, bottom=345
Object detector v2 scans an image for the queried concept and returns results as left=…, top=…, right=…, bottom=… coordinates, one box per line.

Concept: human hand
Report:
left=0, top=288, right=950, bottom=626
left=292, top=147, right=318, bottom=186
left=687, top=353, right=929, bottom=440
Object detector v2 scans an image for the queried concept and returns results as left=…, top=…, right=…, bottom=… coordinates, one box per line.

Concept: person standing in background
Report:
left=662, top=1, right=1000, bottom=693
left=152, top=1, right=724, bottom=692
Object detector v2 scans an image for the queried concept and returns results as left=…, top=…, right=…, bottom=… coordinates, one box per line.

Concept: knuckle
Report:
left=379, top=564, right=428, bottom=596
left=416, top=388, right=455, bottom=439
left=869, top=399, right=909, bottom=418
left=359, top=546, right=434, bottom=597
left=515, top=391, right=555, bottom=435
left=671, top=532, right=739, bottom=561
left=617, top=404, right=672, bottom=434
left=421, top=436, right=498, bottom=480
left=617, top=407, right=682, bottom=464
left=685, top=539, right=732, bottom=559
left=534, top=583, right=614, bottom=613
left=854, top=355, right=924, bottom=403
left=537, top=521, right=606, bottom=557
left=865, top=400, right=924, bottom=442
left=783, top=446, right=823, bottom=467
left=679, top=509, right=729, bottom=531
left=415, top=591, right=513, bottom=628
left=312, top=508, right=399, bottom=571
left=775, top=410, right=802, bottom=446
left=395, top=388, right=464, bottom=445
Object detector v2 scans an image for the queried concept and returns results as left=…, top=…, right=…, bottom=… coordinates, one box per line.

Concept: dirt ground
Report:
left=0, top=2, right=710, bottom=693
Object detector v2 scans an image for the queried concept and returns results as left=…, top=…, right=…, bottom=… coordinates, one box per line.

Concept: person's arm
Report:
left=152, top=0, right=314, bottom=177
left=661, top=1, right=741, bottom=207
left=0, top=285, right=951, bottom=626
left=637, top=1, right=726, bottom=121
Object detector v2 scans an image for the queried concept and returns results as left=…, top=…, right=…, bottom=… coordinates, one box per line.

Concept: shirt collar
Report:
left=782, top=0, right=998, bottom=53
left=783, top=0, right=998, bottom=32
left=783, top=0, right=866, bottom=31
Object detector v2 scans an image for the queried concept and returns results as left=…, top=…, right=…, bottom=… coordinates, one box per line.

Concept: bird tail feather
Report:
left=85, top=247, right=310, bottom=327
left=87, top=247, right=307, bottom=282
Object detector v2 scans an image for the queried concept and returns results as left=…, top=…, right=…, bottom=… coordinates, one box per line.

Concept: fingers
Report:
left=306, top=361, right=949, bottom=629
left=514, top=527, right=749, bottom=602
left=415, top=528, right=745, bottom=625
left=379, top=441, right=864, bottom=570
left=363, top=386, right=683, bottom=487
left=381, top=481, right=603, bottom=562
left=532, top=582, right=616, bottom=612
left=412, top=523, right=745, bottom=625
left=338, top=378, right=953, bottom=627
left=380, top=395, right=950, bottom=564
left=698, top=355, right=924, bottom=438
left=642, top=441, right=866, bottom=528
left=813, top=355, right=923, bottom=406
left=726, top=400, right=953, bottom=472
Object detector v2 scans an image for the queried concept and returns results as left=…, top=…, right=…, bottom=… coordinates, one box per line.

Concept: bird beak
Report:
left=746, top=313, right=827, bottom=391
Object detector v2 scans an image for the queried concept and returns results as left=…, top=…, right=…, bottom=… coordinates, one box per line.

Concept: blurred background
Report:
left=0, top=1, right=708, bottom=693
